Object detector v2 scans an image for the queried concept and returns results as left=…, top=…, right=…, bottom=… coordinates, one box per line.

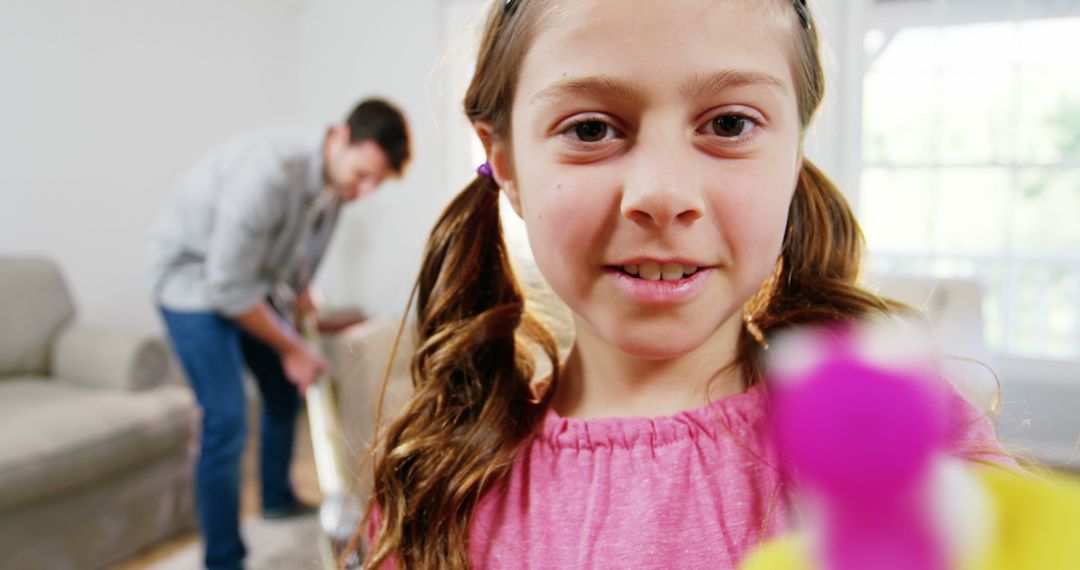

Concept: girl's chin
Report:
left=568, top=304, right=740, bottom=361
left=604, top=328, right=715, bottom=361
left=576, top=307, right=745, bottom=361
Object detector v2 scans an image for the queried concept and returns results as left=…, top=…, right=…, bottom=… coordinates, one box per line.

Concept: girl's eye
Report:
left=710, top=115, right=754, bottom=138
left=573, top=120, right=610, bottom=142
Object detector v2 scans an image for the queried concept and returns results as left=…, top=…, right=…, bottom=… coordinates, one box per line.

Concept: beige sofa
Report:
left=320, top=317, right=414, bottom=511
left=0, top=256, right=198, bottom=569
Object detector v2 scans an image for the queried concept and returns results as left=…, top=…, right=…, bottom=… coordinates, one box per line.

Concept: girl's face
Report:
left=497, top=0, right=804, bottom=360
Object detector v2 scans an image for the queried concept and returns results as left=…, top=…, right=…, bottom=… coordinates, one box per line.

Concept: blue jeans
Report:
left=160, top=308, right=301, bottom=570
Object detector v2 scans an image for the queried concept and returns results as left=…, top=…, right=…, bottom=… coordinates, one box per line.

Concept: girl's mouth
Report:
left=616, top=262, right=700, bottom=281
left=604, top=263, right=712, bottom=304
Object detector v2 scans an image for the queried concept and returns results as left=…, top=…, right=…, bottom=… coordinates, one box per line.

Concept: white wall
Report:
left=0, top=0, right=302, bottom=332
left=0, top=0, right=466, bottom=330
left=803, top=0, right=869, bottom=209
left=296, top=0, right=455, bottom=320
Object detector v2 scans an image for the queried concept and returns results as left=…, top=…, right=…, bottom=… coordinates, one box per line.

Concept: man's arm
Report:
left=204, top=157, right=325, bottom=392
left=294, top=286, right=367, bottom=334
left=233, top=300, right=326, bottom=394
left=205, top=162, right=286, bottom=317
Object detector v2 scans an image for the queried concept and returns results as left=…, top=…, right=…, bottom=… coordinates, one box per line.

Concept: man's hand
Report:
left=293, top=286, right=322, bottom=325
left=233, top=300, right=328, bottom=395
left=280, top=341, right=328, bottom=395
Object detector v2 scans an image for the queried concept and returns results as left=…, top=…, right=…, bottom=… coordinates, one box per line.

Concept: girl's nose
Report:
left=619, top=140, right=705, bottom=227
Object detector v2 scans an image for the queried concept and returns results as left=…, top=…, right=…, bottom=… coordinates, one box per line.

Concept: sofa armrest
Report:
left=319, top=318, right=415, bottom=502
left=51, top=326, right=172, bottom=391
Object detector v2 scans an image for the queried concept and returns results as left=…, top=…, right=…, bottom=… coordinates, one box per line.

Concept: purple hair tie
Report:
left=477, top=162, right=494, bottom=178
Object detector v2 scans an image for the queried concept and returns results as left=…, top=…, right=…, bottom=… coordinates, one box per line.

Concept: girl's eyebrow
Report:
left=680, top=70, right=788, bottom=99
left=532, top=69, right=788, bottom=105
left=532, top=75, right=647, bottom=105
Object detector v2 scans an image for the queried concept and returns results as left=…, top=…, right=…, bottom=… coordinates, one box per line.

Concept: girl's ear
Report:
left=473, top=121, right=522, bottom=218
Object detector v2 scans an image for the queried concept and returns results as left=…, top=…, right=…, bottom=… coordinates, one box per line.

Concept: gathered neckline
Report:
left=539, top=383, right=767, bottom=450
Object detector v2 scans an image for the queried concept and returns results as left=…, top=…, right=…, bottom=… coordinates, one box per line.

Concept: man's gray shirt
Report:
left=148, top=127, right=333, bottom=317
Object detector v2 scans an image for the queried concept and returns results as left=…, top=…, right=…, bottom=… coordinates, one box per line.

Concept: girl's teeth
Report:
left=661, top=263, right=684, bottom=281
left=622, top=262, right=701, bottom=280
left=638, top=262, right=662, bottom=281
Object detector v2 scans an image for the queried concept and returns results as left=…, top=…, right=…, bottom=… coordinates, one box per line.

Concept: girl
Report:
left=356, top=0, right=1007, bottom=567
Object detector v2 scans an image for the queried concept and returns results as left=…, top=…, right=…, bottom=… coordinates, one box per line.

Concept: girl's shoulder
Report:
left=943, top=376, right=1016, bottom=467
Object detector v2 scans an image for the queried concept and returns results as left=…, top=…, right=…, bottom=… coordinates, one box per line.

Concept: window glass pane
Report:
left=1050, top=95, right=1080, bottom=163
left=860, top=168, right=935, bottom=251
left=1017, top=70, right=1080, bottom=164
left=871, top=27, right=940, bottom=73
left=934, top=168, right=1011, bottom=252
left=1011, top=262, right=1042, bottom=355
left=939, top=21, right=1018, bottom=71
left=940, top=70, right=1015, bottom=164
left=980, top=263, right=1007, bottom=353
left=863, top=71, right=938, bottom=164
left=1044, top=266, right=1079, bottom=358
left=860, top=13, right=1080, bottom=359
left=1018, top=17, right=1080, bottom=67
left=1013, top=168, right=1080, bottom=252
left=1006, top=262, right=1078, bottom=359
left=1008, top=262, right=1074, bottom=358
left=1016, top=18, right=1080, bottom=164
left=928, top=256, right=979, bottom=276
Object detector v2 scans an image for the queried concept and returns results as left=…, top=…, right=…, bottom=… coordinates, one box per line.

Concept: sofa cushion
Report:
left=53, top=327, right=172, bottom=392
left=0, top=257, right=76, bottom=377
left=0, top=379, right=196, bottom=511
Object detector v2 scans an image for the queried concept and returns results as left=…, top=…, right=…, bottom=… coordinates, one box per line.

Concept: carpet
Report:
left=148, top=514, right=323, bottom=570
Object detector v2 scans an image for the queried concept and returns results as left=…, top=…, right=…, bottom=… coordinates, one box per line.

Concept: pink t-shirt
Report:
left=471, top=384, right=786, bottom=569
left=372, top=384, right=1004, bottom=569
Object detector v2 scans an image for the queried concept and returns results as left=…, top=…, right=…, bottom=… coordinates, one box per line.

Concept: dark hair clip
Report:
left=504, top=0, right=521, bottom=15
left=794, top=0, right=811, bottom=30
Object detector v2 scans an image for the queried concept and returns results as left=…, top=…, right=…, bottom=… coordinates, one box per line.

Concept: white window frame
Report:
left=847, top=0, right=1080, bottom=383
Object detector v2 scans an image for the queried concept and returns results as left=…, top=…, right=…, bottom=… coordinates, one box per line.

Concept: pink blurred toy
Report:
left=767, top=323, right=953, bottom=570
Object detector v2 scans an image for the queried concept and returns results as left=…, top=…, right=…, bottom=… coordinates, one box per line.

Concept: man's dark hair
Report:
left=346, top=98, right=411, bottom=175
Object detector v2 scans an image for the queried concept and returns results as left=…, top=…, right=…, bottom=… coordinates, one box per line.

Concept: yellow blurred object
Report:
left=741, top=467, right=1080, bottom=570
left=971, top=467, right=1080, bottom=570
left=740, top=535, right=811, bottom=570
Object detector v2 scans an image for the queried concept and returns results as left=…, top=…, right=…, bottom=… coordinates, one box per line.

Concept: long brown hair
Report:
left=359, top=1, right=898, bottom=567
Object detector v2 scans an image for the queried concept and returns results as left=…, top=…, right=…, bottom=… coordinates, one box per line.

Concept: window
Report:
left=860, top=0, right=1080, bottom=360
